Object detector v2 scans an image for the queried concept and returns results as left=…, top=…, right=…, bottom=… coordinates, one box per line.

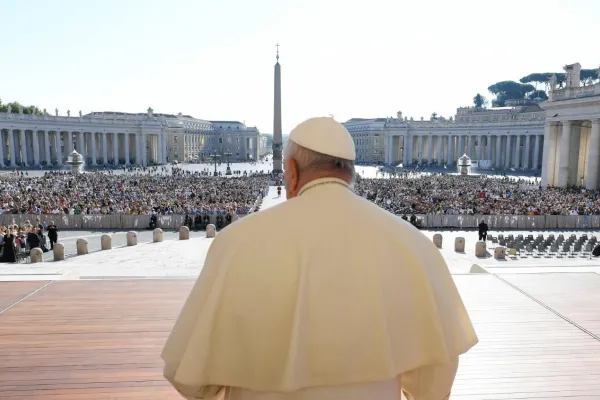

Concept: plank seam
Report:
left=493, top=274, right=600, bottom=342
left=0, top=281, right=55, bottom=315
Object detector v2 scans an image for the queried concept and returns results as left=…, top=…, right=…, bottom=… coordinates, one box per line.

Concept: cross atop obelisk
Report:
left=272, top=44, right=283, bottom=173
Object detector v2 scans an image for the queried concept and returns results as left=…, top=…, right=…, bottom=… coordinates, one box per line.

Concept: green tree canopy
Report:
left=0, top=99, right=44, bottom=115
left=527, top=90, right=548, bottom=101
left=487, top=81, right=535, bottom=107
left=473, top=93, right=488, bottom=108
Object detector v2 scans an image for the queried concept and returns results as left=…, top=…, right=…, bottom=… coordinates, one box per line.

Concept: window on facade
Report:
left=174, top=136, right=178, bottom=143
left=219, top=138, right=223, bottom=144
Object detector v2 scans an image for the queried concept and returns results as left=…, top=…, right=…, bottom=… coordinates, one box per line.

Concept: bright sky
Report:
left=1, top=0, right=598, bottom=133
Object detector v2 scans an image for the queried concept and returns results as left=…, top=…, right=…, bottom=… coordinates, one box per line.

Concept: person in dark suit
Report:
left=47, top=222, right=59, bottom=250
left=478, top=220, right=489, bottom=241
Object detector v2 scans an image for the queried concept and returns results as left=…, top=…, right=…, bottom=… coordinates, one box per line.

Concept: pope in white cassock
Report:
left=162, top=117, right=478, bottom=400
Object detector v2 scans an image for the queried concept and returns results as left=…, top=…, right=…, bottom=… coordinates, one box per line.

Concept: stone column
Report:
left=523, top=135, right=531, bottom=170
left=557, top=121, right=572, bottom=187
left=503, top=135, right=511, bottom=168
left=437, top=135, right=443, bottom=164
left=124, top=133, right=130, bottom=165
left=386, top=134, right=393, bottom=164
left=67, top=132, right=73, bottom=153
left=541, top=123, right=557, bottom=186
left=56, top=132, right=63, bottom=165
left=447, top=135, right=454, bottom=166
left=0, top=130, right=5, bottom=166
left=158, top=133, right=164, bottom=164
left=44, top=130, right=51, bottom=165
left=135, top=133, right=140, bottom=164
left=112, top=132, right=119, bottom=165
left=467, top=135, right=473, bottom=158
left=533, top=135, right=541, bottom=170
left=77, top=132, right=85, bottom=160
left=18, top=130, right=27, bottom=165
left=585, top=119, right=600, bottom=189
left=417, top=136, right=424, bottom=163
left=90, top=132, right=97, bottom=165
left=8, top=130, right=16, bottom=167
left=404, top=134, right=412, bottom=166
left=427, top=136, right=434, bottom=164
left=142, top=134, right=147, bottom=165
left=486, top=136, right=493, bottom=161
left=494, top=135, right=503, bottom=168
left=514, top=135, right=521, bottom=169
left=457, top=136, right=464, bottom=156
left=478, top=135, right=484, bottom=160
left=102, top=132, right=108, bottom=164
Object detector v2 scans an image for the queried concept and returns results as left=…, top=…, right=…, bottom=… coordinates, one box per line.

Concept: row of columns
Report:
left=387, top=133, right=544, bottom=170
left=0, top=129, right=166, bottom=167
left=541, top=120, right=600, bottom=189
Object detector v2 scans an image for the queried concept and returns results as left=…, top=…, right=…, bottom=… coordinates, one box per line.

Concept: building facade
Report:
left=344, top=106, right=546, bottom=170
left=540, top=63, right=600, bottom=189
left=0, top=108, right=266, bottom=167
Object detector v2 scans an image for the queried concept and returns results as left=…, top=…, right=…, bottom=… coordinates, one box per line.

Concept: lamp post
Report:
left=224, top=151, right=232, bottom=175
left=208, top=150, right=220, bottom=176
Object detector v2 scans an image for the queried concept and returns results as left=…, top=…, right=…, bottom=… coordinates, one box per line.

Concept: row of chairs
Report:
left=487, top=233, right=598, bottom=258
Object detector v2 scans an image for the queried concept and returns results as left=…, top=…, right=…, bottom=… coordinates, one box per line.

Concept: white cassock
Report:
left=162, top=177, right=478, bottom=400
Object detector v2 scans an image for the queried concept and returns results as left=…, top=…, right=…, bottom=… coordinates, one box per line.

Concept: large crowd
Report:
left=2, top=168, right=600, bottom=218
left=354, top=172, right=600, bottom=216
left=0, top=168, right=270, bottom=216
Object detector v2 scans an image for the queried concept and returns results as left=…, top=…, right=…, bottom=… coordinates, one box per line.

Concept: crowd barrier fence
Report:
left=1, top=213, right=597, bottom=231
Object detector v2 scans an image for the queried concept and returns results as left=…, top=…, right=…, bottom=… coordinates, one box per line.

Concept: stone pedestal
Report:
left=475, top=241, right=487, bottom=257
left=433, top=233, right=443, bottom=248
left=153, top=228, right=164, bottom=242
left=30, top=248, right=43, bottom=263
left=76, top=238, right=88, bottom=255
left=126, top=231, right=137, bottom=246
left=53, top=243, right=65, bottom=261
left=179, top=226, right=190, bottom=240
left=206, top=224, right=216, bottom=238
left=454, top=237, right=465, bottom=252
left=101, top=234, right=112, bottom=250
left=494, top=247, right=506, bottom=259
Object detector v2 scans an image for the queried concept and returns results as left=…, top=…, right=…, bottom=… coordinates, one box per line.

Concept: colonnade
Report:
left=0, top=129, right=166, bottom=167
left=541, top=120, right=600, bottom=189
left=387, top=133, right=544, bottom=170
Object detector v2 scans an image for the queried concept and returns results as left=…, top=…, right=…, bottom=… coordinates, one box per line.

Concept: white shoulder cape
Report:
left=162, top=180, right=478, bottom=395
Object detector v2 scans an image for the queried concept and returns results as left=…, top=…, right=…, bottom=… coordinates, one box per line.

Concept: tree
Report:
left=473, top=93, right=488, bottom=108
left=0, top=99, right=44, bottom=115
left=488, top=81, right=535, bottom=107
left=580, top=69, right=599, bottom=86
left=430, top=112, right=438, bottom=120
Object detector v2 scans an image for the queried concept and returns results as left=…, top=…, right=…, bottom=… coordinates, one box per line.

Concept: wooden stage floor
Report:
left=1, top=274, right=600, bottom=399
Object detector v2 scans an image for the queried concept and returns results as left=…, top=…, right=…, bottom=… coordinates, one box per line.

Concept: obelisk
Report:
left=272, top=43, right=283, bottom=173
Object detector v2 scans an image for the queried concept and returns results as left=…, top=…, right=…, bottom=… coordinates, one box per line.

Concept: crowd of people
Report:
left=0, top=169, right=270, bottom=216
left=354, top=172, right=600, bottom=216
left=0, top=217, right=58, bottom=263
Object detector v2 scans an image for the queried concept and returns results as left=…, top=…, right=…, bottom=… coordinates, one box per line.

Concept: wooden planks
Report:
left=0, top=279, right=194, bottom=399
left=0, top=281, right=51, bottom=311
left=1, top=275, right=600, bottom=399
left=451, top=275, right=600, bottom=400
left=499, top=272, right=600, bottom=338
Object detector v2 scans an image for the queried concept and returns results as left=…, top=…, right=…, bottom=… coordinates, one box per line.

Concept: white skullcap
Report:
left=288, top=117, right=356, bottom=161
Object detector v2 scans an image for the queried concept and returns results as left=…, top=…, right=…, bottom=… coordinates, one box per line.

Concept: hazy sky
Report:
left=1, top=0, right=598, bottom=133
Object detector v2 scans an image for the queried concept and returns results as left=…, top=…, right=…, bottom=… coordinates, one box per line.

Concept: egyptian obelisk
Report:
left=272, top=43, right=283, bottom=173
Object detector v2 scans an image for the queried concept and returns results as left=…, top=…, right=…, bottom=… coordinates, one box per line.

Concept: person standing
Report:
left=47, top=222, right=58, bottom=250
left=478, top=219, right=488, bottom=241
left=163, top=117, right=478, bottom=400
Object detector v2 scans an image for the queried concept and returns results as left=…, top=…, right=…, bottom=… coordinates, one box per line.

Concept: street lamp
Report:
left=208, top=150, right=220, bottom=176
left=223, top=150, right=232, bottom=175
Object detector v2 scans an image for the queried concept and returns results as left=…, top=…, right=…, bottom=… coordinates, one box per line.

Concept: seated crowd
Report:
left=354, top=172, right=600, bottom=216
